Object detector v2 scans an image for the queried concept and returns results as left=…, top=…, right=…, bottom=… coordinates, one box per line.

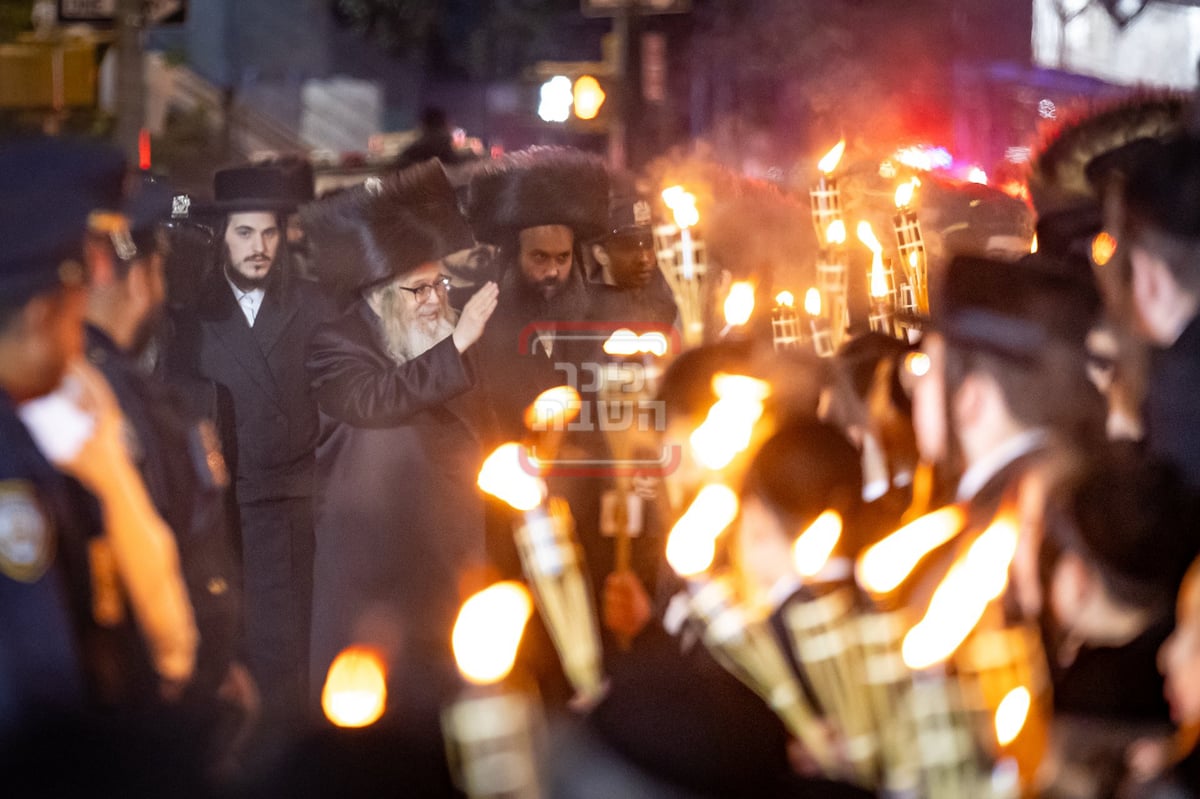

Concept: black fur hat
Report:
left=301, top=159, right=475, bottom=292
left=466, top=146, right=610, bottom=245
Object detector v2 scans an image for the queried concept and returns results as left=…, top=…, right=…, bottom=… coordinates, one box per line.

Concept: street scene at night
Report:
left=5, top=1, right=1200, bottom=796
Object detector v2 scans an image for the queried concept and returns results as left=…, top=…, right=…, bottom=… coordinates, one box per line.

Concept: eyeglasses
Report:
left=397, top=276, right=452, bottom=302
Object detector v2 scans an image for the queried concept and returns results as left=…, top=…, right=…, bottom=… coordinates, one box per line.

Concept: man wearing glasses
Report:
left=303, top=161, right=497, bottom=757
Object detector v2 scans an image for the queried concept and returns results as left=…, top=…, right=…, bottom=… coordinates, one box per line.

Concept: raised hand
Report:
left=452, top=281, right=499, bottom=353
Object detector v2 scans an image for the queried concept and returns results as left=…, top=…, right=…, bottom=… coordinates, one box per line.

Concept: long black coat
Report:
left=166, top=266, right=334, bottom=719
left=1146, top=314, right=1200, bottom=489
left=306, top=303, right=491, bottom=724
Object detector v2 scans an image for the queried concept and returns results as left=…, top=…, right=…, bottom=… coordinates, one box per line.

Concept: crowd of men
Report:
left=3, top=92, right=1200, bottom=798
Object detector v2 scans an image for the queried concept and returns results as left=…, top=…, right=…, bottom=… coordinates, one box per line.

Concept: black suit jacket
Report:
left=167, top=268, right=335, bottom=505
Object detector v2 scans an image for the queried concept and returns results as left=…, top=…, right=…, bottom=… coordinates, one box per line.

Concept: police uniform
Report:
left=0, top=137, right=124, bottom=736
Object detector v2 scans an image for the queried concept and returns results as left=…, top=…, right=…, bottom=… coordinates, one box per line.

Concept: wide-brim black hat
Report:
left=930, top=253, right=1098, bottom=362
left=466, top=146, right=609, bottom=245
left=191, top=164, right=308, bottom=216
left=301, top=159, right=475, bottom=292
left=1121, top=134, right=1200, bottom=240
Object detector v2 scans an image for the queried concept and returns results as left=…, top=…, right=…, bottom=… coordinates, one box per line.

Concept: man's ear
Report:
left=950, top=370, right=987, bottom=431
left=591, top=243, right=610, bottom=268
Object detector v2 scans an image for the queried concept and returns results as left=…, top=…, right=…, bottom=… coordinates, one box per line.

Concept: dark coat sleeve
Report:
left=306, top=310, right=476, bottom=428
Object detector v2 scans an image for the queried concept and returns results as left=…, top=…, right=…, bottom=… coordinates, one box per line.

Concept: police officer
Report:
left=0, top=137, right=123, bottom=734
left=82, top=176, right=257, bottom=768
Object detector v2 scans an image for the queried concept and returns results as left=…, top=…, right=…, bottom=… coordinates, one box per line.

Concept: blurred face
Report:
left=8, top=285, right=87, bottom=401
left=604, top=231, right=658, bottom=289
left=1160, top=567, right=1200, bottom=725
left=735, top=496, right=793, bottom=601
left=518, top=225, right=574, bottom=300
left=128, top=253, right=167, bottom=353
left=911, top=332, right=949, bottom=463
left=223, top=212, right=280, bottom=286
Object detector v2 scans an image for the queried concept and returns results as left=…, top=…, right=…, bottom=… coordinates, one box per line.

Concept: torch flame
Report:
left=524, top=385, right=581, bottom=431
left=477, top=443, right=546, bottom=511
left=856, top=506, right=965, bottom=594
left=908, top=250, right=920, bottom=270
left=603, top=328, right=670, bottom=357
left=856, top=221, right=883, bottom=255
left=995, top=685, right=1032, bottom=746
left=321, top=646, right=387, bottom=728
left=818, top=139, right=846, bottom=175
left=724, top=281, right=756, bottom=327
left=662, top=185, right=700, bottom=229
left=967, top=166, right=988, bottom=185
left=825, top=220, right=847, bottom=245
left=689, top=373, right=771, bottom=470
left=1030, top=233, right=1038, bottom=254
left=901, top=516, right=1020, bottom=670
left=803, top=288, right=821, bottom=316
left=869, top=254, right=888, bottom=299
left=666, top=484, right=739, bottom=577
left=775, top=290, right=795, bottom=309
left=451, top=581, right=534, bottom=685
left=793, top=510, right=842, bottom=578
left=894, top=178, right=919, bottom=209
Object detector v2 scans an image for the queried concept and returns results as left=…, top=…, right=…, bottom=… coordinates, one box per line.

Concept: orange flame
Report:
left=322, top=646, right=387, bottom=728
left=894, top=178, right=919, bottom=209
left=603, top=328, right=670, bottom=357
left=856, top=221, right=882, bottom=254
left=666, top=484, right=739, bottom=577
left=825, top=220, right=847, bottom=245
left=793, top=510, right=842, bottom=578
left=724, top=281, right=755, bottom=327
left=995, top=685, right=1032, bottom=746
left=1030, top=233, right=1038, bottom=254
left=901, top=516, right=1020, bottom=669
left=1091, top=231, right=1117, bottom=266
left=775, top=290, right=795, bottom=309
left=856, top=506, right=965, bottom=594
left=689, top=373, right=771, bottom=470
left=451, top=581, right=534, bottom=685
left=477, top=443, right=546, bottom=511
left=524, top=385, right=581, bottom=431
left=803, top=288, right=821, bottom=317
left=967, top=166, right=988, bottom=185
left=662, top=185, right=700, bottom=229
left=818, top=140, right=846, bottom=174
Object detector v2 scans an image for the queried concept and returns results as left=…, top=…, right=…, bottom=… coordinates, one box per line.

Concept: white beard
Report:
left=368, top=281, right=457, bottom=364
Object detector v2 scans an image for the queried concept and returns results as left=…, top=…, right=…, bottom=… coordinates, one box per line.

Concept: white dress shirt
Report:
left=954, top=428, right=1047, bottom=503
left=226, top=276, right=265, bottom=326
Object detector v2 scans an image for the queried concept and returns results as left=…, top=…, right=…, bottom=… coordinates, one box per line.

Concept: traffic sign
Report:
left=58, top=0, right=186, bottom=25
left=581, top=0, right=690, bottom=17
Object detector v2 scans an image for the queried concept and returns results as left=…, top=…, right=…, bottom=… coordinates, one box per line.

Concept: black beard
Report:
left=224, top=263, right=272, bottom=292
left=503, top=266, right=589, bottom=323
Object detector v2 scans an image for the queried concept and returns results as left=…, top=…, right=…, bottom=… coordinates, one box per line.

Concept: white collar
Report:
left=955, top=428, right=1046, bottom=503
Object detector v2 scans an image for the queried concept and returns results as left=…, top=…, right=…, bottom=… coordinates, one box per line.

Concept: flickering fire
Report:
left=901, top=516, right=1020, bottom=669
left=825, top=220, right=847, bottom=245
left=967, top=166, right=988, bottom=185
left=451, top=581, right=534, bottom=685
left=894, top=178, right=919, bottom=209
left=477, top=443, right=547, bottom=511
left=712, top=373, right=771, bottom=403
left=908, top=251, right=920, bottom=270
left=321, top=646, right=387, bottom=728
left=665, top=484, right=740, bottom=577
left=1091, top=231, right=1117, bottom=266
left=869, top=254, right=888, bottom=299
left=1030, top=233, right=1039, bottom=254
left=603, top=328, right=669, bottom=357
left=803, top=288, right=821, bottom=317
left=689, top=373, right=771, bottom=470
left=995, top=685, right=1032, bottom=746
left=904, top=351, right=932, bottom=378
left=855, top=505, right=965, bottom=594
left=856, top=221, right=882, bottom=254
left=793, top=510, right=842, bottom=578
left=818, top=139, right=847, bottom=175
left=724, top=281, right=756, bottom=328
left=524, top=385, right=581, bottom=431
left=775, top=290, right=795, bottom=309
left=662, top=185, right=700, bottom=229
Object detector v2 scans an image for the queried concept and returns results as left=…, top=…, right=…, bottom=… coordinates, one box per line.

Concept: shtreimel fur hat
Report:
left=301, top=159, right=475, bottom=292
left=466, top=146, right=610, bottom=245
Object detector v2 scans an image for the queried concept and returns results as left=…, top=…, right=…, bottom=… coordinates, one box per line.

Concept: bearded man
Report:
left=165, top=163, right=334, bottom=741
left=303, top=161, right=498, bottom=748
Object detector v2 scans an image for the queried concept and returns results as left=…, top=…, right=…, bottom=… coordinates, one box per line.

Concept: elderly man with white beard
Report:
left=302, top=161, right=498, bottom=756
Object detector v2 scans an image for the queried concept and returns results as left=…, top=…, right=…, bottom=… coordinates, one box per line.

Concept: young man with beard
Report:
left=302, top=162, right=497, bottom=775
left=166, top=164, right=334, bottom=742
left=466, top=146, right=610, bottom=440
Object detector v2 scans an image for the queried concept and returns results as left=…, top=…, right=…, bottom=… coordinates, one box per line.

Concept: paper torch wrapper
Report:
left=688, top=579, right=839, bottom=778
left=785, top=588, right=880, bottom=788
left=443, top=688, right=542, bottom=799
left=514, top=498, right=604, bottom=704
